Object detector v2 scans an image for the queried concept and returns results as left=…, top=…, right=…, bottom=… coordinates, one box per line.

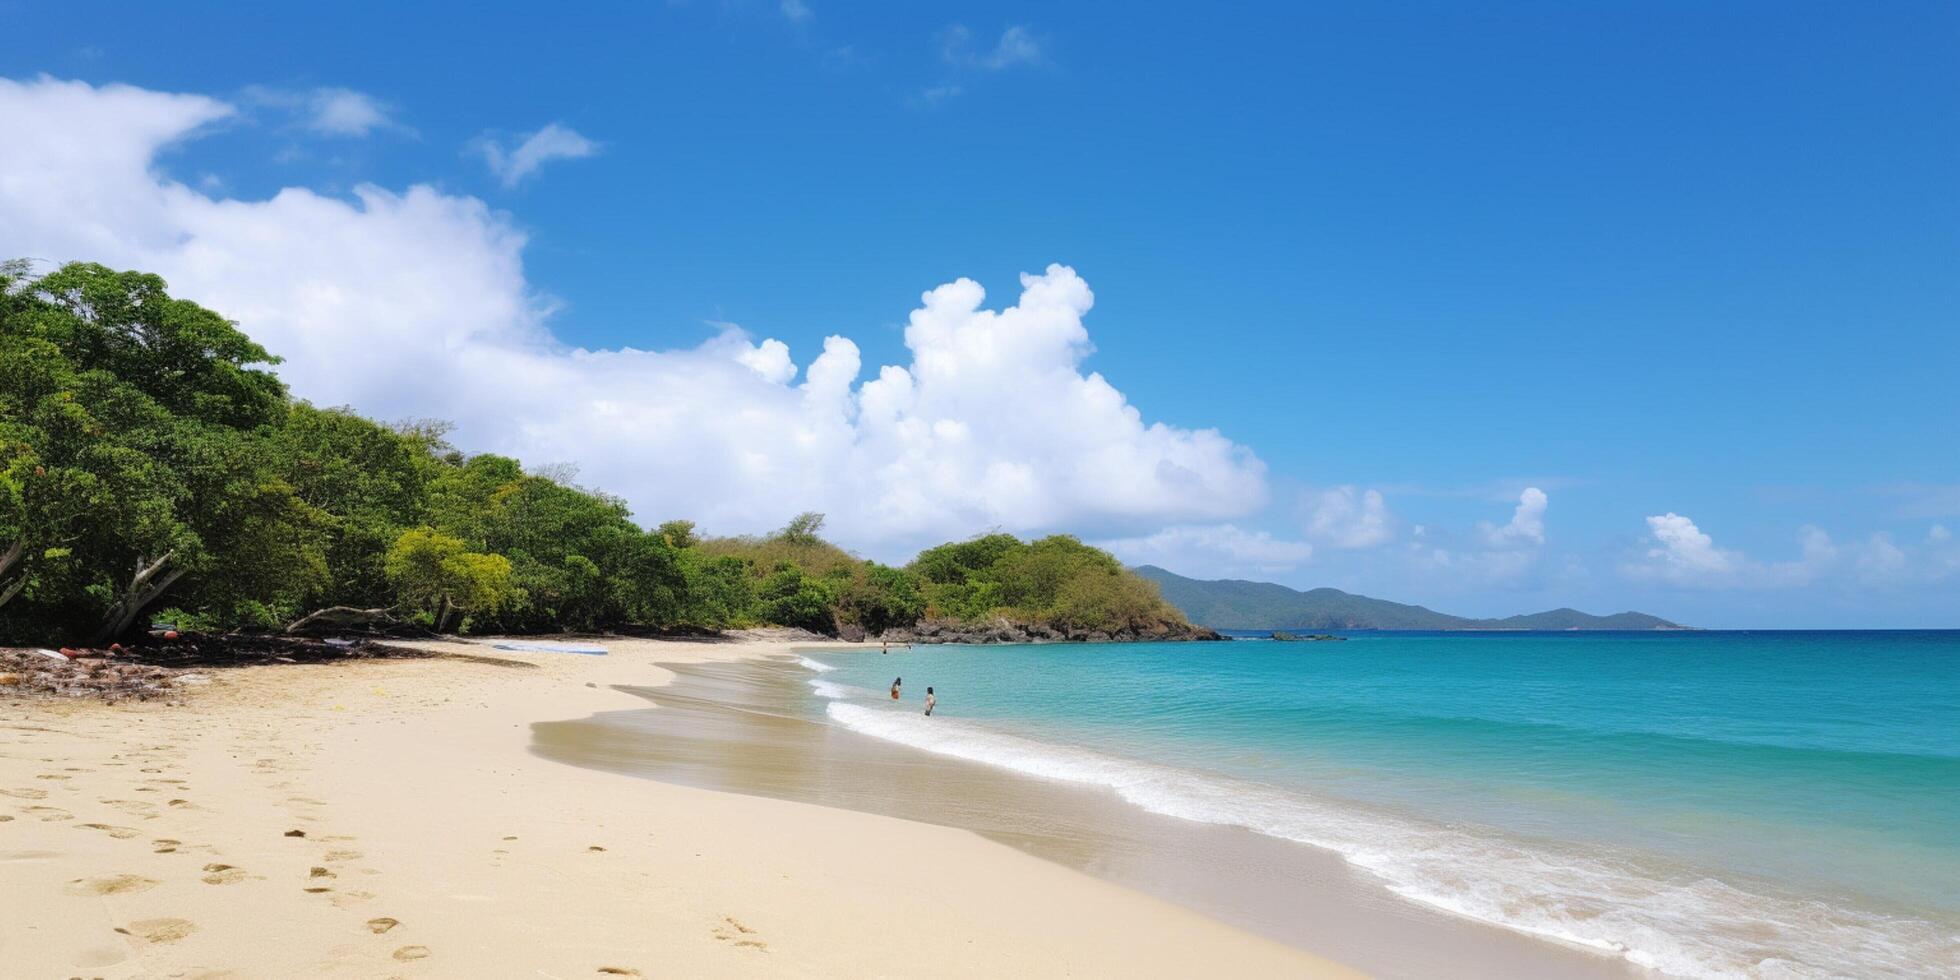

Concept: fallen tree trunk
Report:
left=284, top=605, right=403, bottom=635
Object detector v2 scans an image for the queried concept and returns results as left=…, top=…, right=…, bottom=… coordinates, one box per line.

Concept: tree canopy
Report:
left=0, top=260, right=1194, bottom=645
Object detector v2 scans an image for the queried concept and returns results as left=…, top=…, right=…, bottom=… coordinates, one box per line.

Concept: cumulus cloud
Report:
left=1099, top=524, right=1313, bottom=578
left=1623, top=513, right=1955, bottom=590
left=0, top=76, right=1267, bottom=554
left=244, top=85, right=400, bottom=137
left=1400, top=486, right=1551, bottom=582
left=1305, top=486, right=1394, bottom=549
left=1479, top=486, right=1548, bottom=547
left=1637, top=512, right=1745, bottom=579
left=474, top=122, right=600, bottom=187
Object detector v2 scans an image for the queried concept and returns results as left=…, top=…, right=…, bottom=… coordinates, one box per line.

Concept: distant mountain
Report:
left=1133, top=566, right=1682, bottom=631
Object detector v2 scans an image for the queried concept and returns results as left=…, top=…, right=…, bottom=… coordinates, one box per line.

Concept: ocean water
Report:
left=804, top=631, right=1960, bottom=978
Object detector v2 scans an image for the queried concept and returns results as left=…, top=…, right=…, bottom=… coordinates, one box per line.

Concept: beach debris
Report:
left=1, top=634, right=448, bottom=703
left=284, top=829, right=307, bottom=838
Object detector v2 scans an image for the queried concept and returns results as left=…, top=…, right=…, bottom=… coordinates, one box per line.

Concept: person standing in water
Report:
left=890, top=677, right=902, bottom=700
left=924, top=687, right=936, bottom=716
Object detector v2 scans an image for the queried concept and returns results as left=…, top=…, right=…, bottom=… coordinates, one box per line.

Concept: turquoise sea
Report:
left=803, top=631, right=1960, bottom=978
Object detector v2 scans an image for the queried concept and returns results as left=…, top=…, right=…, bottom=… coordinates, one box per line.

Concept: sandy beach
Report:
left=0, top=637, right=1355, bottom=978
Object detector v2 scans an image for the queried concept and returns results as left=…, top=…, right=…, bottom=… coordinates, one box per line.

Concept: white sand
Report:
left=1, top=638, right=1357, bottom=977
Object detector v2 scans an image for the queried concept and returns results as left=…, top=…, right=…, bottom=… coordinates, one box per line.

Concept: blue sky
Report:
left=2, top=1, right=1956, bottom=626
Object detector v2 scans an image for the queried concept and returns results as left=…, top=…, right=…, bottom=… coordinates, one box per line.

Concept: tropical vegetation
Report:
left=0, top=261, right=1194, bottom=644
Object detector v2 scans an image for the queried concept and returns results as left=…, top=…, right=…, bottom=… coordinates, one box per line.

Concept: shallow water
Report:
left=815, top=631, right=1960, bottom=978
left=533, top=656, right=1640, bottom=979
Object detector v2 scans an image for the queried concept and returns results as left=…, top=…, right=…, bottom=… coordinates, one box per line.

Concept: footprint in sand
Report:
left=117, top=917, right=196, bottom=944
left=322, top=849, right=362, bottom=861
left=153, top=838, right=181, bottom=854
left=365, top=917, right=399, bottom=934
left=35, top=773, right=71, bottom=780
left=78, top=823, right=141, bottom=839
left=1, top=787, right=48, bottom=800
left=0, top=815, right=12, bottom=822
left=712, top=916, right=769, bottom=951
left=103, top=799, right=160, bottom=819
left=391, top=945, right=431, bottom=961
left=597, top=969, right=642, bottom=977
left=27, top=805, right=73, bottom=822
left=331, top=890, right=376, bottom=910
left=201, top=863, right=247, bottom=885
left=67, top=873, right=159, bottom=896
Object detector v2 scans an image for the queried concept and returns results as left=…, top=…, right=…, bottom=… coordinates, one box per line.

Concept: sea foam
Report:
left=824, top=701, right=1955, bottom=978
left=796, top=656, right=838, bottom=672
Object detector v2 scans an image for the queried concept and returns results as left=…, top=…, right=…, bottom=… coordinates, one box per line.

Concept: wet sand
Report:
left=535, top=655, right=1647, bottom=979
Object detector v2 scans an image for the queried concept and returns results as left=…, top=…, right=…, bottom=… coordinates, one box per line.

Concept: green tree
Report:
left=757, top=564, right=836, bottom=634
left=274, top=404, right=443, bottom=607
left=834, top=562, right=926, bottom=634
left=679, top=552, right=756, bottom=628
left=383, top=527, right=518, bottom=632
left=780, top=511, right=826, bottom=546
left=0, top=261, right=317, bottom=642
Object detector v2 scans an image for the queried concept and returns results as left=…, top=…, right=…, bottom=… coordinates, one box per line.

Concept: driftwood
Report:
left=284, top=605, right=407, bottom=636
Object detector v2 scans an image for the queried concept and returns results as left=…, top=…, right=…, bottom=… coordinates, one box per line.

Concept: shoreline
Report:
left=537, top=651, right=1642, bottom=979
left=1, top=636, right=1352, bottom=977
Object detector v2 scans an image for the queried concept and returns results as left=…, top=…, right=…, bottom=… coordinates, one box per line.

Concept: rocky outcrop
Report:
left=879, top=617, right=1222, bottom=645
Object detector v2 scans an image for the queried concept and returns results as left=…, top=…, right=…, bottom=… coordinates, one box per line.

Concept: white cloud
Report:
left=1479, top=486, right=1547, bottom=547
left=1637, top=512, right=1745, bottom=580
left=0, top=76, right=1267, bottom=554
left=244, top=85, right=400, bottom=137
left=780, top=0, right=811, bottom=22
left=1305, top=486, right=1393, bottom=549
left=1404, top=486, right=1550, bottom=583
left=939, top=24, right=1045, bottom=70
left=1620, top=514, right=1948, bottom=590
left=475, top=123, right=600, bottom=188
left=1100, top=524, right=1312, bottom=578
left=303, top=88, right=393, bottom=137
